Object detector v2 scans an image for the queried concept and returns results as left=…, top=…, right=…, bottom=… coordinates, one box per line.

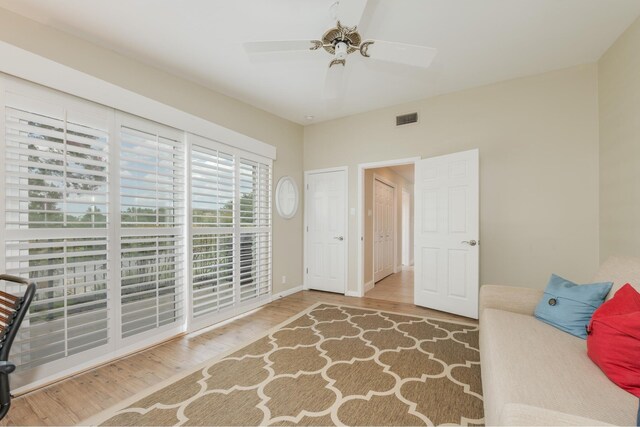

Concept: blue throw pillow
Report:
left=534, top=274, right=612, bottom=339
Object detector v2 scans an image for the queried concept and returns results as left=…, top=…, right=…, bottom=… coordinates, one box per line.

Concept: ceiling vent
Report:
left=396, top=112, right=418, bottom=126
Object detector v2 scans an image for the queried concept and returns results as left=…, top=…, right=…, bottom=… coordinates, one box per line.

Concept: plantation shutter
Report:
left=118, top=115, right=185, bottom=339
left=239, top=158, right=272, bottom=302
left=1, top=76, right=275, bottom=391
left=189, top=137, right=272, bottom=324
left=190, top=142, right=236, bottom=318
left=3, top=91, right=111, bottom=370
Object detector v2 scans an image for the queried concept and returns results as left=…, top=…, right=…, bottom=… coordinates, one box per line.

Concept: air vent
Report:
left=396, top=112, right=418, bottom=126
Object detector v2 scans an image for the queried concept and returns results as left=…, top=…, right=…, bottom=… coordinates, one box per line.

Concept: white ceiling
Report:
left=1, top=0, right=639, bottom=125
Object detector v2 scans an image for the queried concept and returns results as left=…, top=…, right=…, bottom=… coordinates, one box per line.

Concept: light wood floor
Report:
left=365, top=267, right=414, bottom=304
left=2, top=290, right=473, bottom=426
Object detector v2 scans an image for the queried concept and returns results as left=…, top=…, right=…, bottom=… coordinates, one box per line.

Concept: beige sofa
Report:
left=480, top=256, right=640, bottom=426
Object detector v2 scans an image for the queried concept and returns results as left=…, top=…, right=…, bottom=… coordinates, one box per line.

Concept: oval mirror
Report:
left=275, top=176, right=299, bottom=219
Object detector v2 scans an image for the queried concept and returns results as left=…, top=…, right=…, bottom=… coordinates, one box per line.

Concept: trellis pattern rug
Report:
left=86, top=303, right=483, bottom=426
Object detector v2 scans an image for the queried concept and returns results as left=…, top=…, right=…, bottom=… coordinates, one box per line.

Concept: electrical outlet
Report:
left=281, top=275, right=286, bottom=284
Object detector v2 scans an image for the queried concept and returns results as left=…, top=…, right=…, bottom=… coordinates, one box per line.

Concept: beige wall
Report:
left=305, top=64, right=601, bottom=292
left=599, top=16, right=640, bottom=262
left=363, top=167, right=414, bottom=286
left=0, top=8, right=304, bottom=294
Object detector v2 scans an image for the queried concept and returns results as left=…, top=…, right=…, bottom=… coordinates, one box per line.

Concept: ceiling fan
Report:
left=244, top=0, right=438, bottom=98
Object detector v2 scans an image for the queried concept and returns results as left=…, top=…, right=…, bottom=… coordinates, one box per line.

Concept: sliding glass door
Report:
left=0, top=76, right=273, bottom=390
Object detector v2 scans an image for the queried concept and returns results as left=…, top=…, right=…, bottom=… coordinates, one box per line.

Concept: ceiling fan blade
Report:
left=336, top=0, right=368, bottom=27
left=324, top=63, right=346, bottom=99
left=362, top=40, right=438, bottom=68
left=244, top=40, right=319, bottom=54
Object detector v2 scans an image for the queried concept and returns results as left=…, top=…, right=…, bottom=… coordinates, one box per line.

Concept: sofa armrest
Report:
left=480, top=285, right=543, bottom=317
left=500, top=403, right=613, bottom=426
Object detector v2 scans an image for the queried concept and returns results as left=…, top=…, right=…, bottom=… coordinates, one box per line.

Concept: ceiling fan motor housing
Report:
left=321, top=21, right=361, bottom=56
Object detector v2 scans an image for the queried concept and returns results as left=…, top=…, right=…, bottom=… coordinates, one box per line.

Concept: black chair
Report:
left=0, top=274, right=36, bottom=421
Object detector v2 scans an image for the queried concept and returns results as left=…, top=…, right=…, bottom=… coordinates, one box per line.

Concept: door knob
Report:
left=334, top=236, right=344, bottom=241
left=461, top=240, right=478, bottom=246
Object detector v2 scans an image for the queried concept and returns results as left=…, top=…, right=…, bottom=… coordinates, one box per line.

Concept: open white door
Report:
left=305, top=169, right=347, bottom=294
left=414, top=149, right=479, bottom=319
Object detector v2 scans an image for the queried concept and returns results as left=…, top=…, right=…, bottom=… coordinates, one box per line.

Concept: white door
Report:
left=414, top=149, right=479, bottom=319
left=374, top=179, right=394, bottom=282
left=305, top=169, right=347, bottom=293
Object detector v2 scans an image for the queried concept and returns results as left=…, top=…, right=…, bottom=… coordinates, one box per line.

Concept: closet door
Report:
left=374, top=178, right=395, bottom=282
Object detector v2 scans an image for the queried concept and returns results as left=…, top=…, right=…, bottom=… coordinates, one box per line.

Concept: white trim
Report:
left=271, top=285, right=303, bottom=300
left=185, top=135, right=194, bottom=332
left=303, top=166, right=349, bottom=294
left=364, top=280, right=374, bottom=293
left=0, top=42, right=276, bottom=160
left=345, top=290, right=361, bottom=297
left=357, top=157, right=420, bottom=298
left=0, top=75, right=6, bottom=293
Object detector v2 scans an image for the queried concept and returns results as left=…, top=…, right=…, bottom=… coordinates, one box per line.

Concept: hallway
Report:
left=365, top=267, right=414, bottom=304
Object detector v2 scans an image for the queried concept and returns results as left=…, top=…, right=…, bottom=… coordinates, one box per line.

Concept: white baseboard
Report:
left=364, top=280, right=374, bottom=293
left=345, top=290, right=362, bottom=297
left=271, top=285, right=303, bottom=300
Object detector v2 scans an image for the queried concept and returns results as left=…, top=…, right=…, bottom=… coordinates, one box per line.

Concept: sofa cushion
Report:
left=480, top=308, right=638, bottom=426
left=592, top=256, right=640, bottom=300
left=587, top=284, right=640, bottom=397
left=534, top=274, right=612, bottom=339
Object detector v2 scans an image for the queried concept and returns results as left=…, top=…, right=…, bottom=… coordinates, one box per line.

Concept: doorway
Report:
left=356, top=150, right=480, bottom=319
left=360, top=161, right=416, bottom=304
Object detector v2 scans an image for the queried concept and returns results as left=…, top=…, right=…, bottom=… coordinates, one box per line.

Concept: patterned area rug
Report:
left=87, top=303, right=483, bottom=426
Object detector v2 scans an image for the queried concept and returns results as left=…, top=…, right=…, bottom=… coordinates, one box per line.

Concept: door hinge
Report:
left=306, top=226, right=309, bottom=232
left=306, top=268, right=308, bottom=274
left=306, top=184, right=309, bottom=190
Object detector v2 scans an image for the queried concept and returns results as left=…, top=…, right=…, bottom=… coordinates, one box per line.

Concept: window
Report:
left=3, top=90, right=111, bottom=370
left=238, top=158, right=272, bottom=302
left=0, top=77, right=274, bottom=391
left=119, top=117, right=185, bottom=339
left=189, top=137, right=272, bottom=325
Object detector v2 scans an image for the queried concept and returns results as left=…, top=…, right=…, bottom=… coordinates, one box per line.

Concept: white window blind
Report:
left=119, top=117, right=185, bottom=339
left=0, top=76, right=274, bottom=392
left=189, top=140, right=272, bottom=322
left=191, top=144, right=235, bottom=318
left=3, top=91, right=111, bottom=370
left=238, top=158, right=272, bottom=302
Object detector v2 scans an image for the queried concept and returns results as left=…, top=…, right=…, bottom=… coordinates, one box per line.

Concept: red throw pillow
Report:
left=587, top=283, right=640, bottom=397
